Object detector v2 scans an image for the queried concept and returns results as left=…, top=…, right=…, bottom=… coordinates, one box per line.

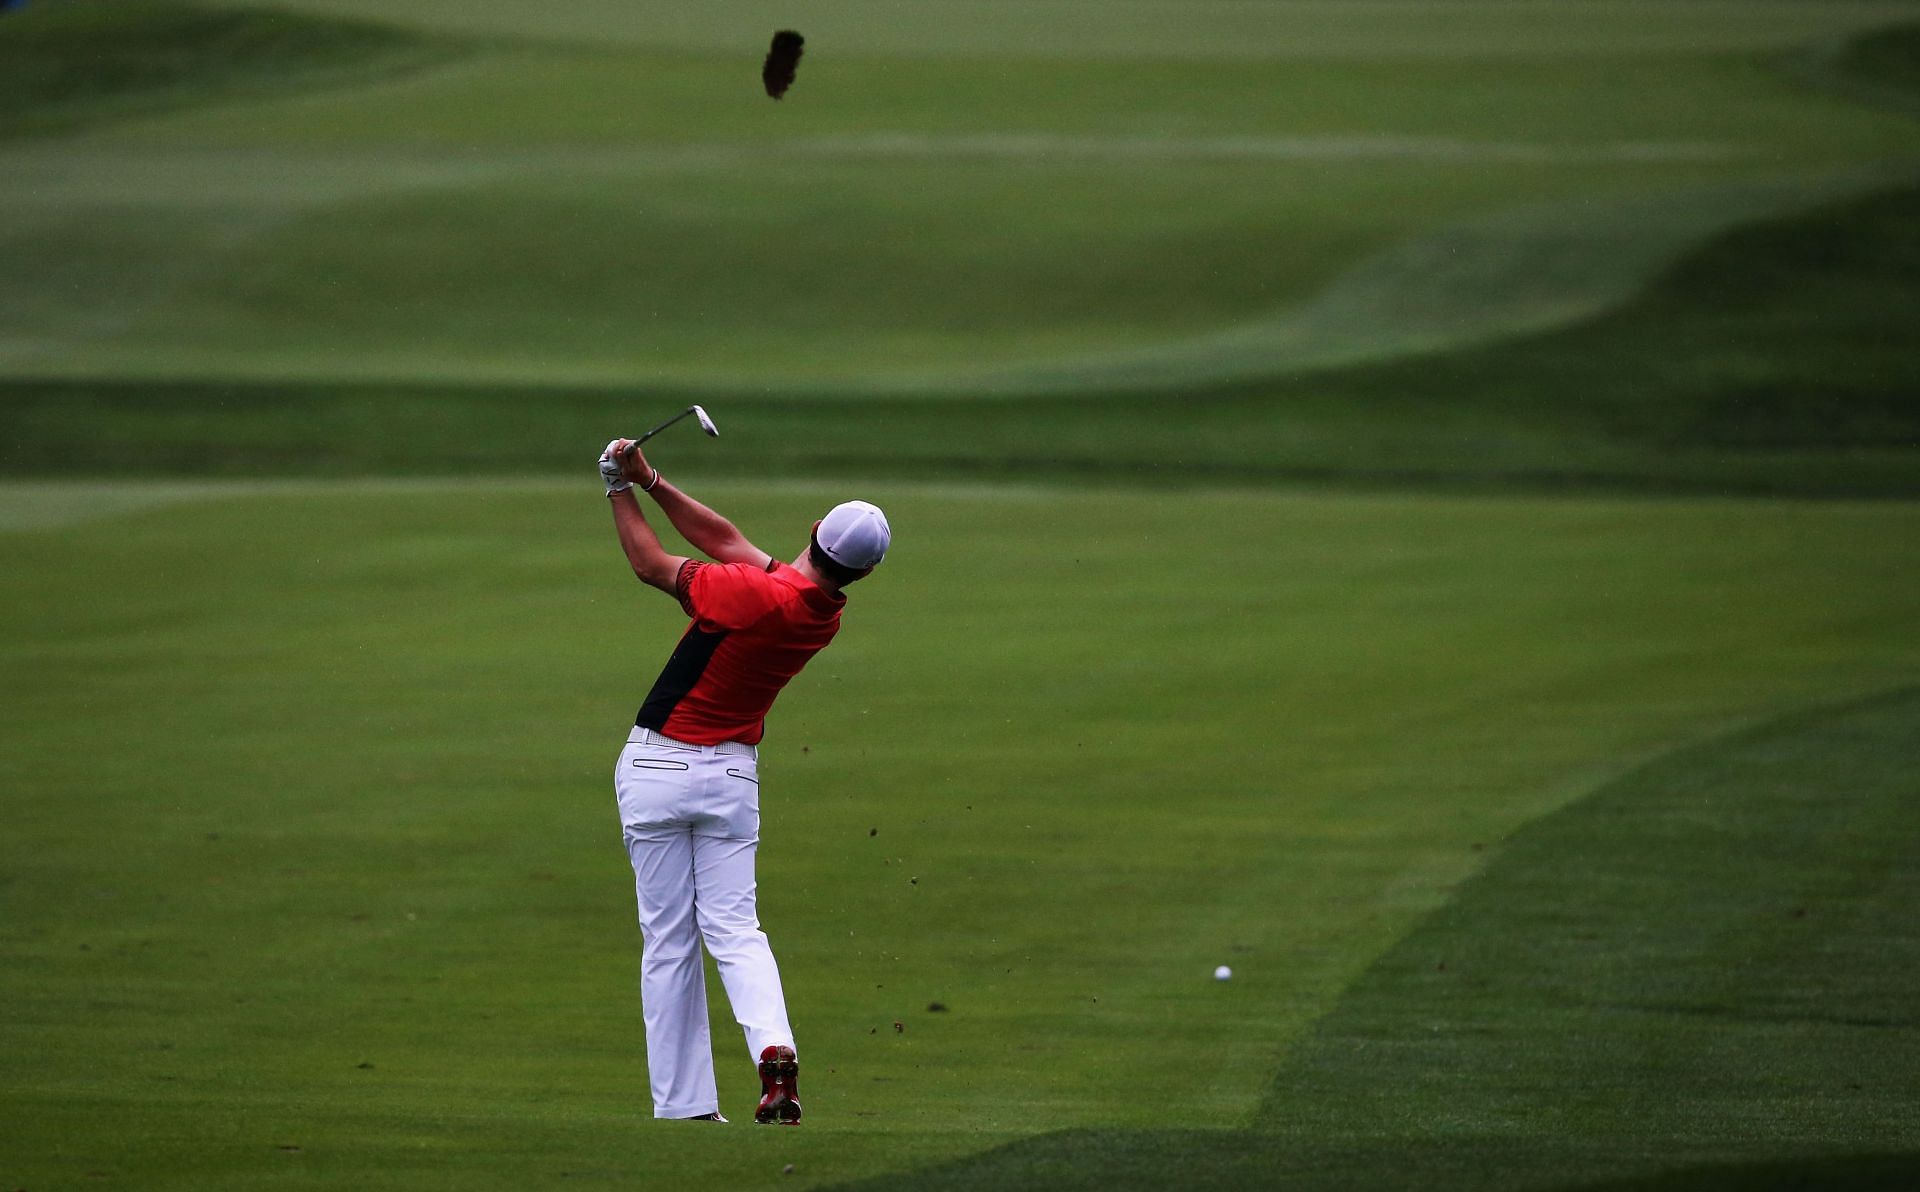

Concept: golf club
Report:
left=622, top=405, right=719, bottom=463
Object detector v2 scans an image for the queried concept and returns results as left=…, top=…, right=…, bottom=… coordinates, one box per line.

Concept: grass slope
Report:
left=2, top=3, right=1917, bottom=396
left=842, top=687, right=1920, bottom=1190
left=5, top=177, right=1917, bottom=496
left=0, top=0, right=461, bottom=139
left=1843, top=21, right=1920, bottom=100
left=1, top=483, right=1914, bottom=1188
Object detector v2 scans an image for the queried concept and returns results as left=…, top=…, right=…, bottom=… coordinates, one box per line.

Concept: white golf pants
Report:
left=614, top=726, right=796, bottom=1119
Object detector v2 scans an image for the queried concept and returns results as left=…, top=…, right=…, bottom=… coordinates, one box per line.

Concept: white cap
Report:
left=816, top=500, right=890, bottom=570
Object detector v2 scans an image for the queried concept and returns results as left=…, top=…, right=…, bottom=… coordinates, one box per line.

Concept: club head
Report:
left=691, top=405, right=719, bottom=437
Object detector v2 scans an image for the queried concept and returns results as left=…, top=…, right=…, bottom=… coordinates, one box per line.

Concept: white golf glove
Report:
left=599, top=440, right=632, bottom=495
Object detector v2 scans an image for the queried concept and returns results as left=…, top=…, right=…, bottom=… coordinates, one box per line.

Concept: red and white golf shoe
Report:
left=754, top=1044, right=802, bottom=1125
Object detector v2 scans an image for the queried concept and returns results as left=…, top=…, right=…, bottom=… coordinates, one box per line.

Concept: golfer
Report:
left=598, top=438, right=890, bottom=1125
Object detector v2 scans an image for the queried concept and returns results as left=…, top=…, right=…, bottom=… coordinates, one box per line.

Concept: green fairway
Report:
left=851, top=686, right=1920, bottom=1190
left=4, top=1, right=1919, bottom=1187
left=2, top=481, right=1916, bottom=1188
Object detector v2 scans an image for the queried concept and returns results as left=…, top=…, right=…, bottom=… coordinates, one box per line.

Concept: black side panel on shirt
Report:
left=636, top=626, right=729, bottom=729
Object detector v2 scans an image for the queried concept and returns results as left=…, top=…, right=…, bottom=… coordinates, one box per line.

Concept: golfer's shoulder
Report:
left=679, top=559, right=782, bottom=622
left=693, top=558, right=781, bottom=588
left=765, top=561, right=845, bottom=622
left=760, top=560, right=812, bottom=603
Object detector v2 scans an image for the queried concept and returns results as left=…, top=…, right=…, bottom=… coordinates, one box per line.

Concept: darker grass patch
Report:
left=0, top=0, right=462, bottom=139
left=1838, top=22, right=1920, bottom=99
left=1791, top=21, right=1920, bottom=117
left=835, top=688, right=1920, bottom=1189
left=1600, top=184, right=1920, bottom=452
left=1353, top=182, right=1920, bottom=460
left=1677, top=385, right=1918, bottom=450
left=1254, top=685, right=1920, bottom=1161
left=0, top=372, right=1910, bottom=499
left=836, top=1134, right=1920, bottom=1192
left=1186, top=180, right=1920, bottom=494
left=1567, top=1152, right=1920, bottom=1192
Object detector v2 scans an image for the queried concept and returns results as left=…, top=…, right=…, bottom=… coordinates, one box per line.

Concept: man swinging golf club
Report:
left=598, top=425, right=890, bottom=1124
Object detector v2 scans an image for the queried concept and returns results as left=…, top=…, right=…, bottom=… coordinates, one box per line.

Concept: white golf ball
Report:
left=1214, top=965, right=1232, bottom=981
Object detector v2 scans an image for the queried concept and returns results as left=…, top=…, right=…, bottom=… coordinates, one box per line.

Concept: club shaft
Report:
left=639, top=409, right=695, bottom=444
left=624, top=409, right=694, bottom=459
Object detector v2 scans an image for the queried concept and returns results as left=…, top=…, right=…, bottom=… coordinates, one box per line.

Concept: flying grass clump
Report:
left=763, top=29, right=804, bottom=100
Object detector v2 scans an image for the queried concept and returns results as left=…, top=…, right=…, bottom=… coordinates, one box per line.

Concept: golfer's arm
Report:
left=609, top=490, right=689, bottom=594
left=644, top=477, right=773, bottom=569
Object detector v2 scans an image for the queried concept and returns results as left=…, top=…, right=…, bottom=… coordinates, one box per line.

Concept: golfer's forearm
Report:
left=610, top=491, right=677, bottom=591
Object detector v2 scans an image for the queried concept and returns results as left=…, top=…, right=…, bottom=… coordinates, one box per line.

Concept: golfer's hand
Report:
left=614, top=438, right=656, bottom=484
left=599, top=440, right=634, bottom=495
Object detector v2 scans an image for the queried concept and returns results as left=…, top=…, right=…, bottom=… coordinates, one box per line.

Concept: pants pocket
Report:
left=617, top=747, right=695, bottom=828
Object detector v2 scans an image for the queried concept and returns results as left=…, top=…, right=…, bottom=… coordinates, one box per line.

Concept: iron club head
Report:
left=625, top=405, right=722, bottom=460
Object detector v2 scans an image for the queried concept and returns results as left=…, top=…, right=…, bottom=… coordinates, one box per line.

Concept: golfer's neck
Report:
left=792, top=555, right=842, bottom=596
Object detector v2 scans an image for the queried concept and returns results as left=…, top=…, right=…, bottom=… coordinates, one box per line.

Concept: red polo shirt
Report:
left=635, top=560, right=844, bottom=746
